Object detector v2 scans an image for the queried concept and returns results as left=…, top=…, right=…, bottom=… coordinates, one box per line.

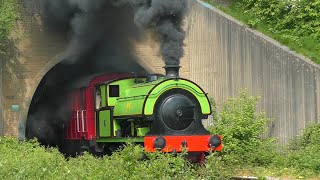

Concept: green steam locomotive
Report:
left=63, top=65, right=222, bottom=161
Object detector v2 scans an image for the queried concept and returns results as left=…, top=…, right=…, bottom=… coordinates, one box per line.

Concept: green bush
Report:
left=238, top=0, right=320, bottom=40
left=286, top=124, right=320, bottom=174
left=209, top=90, right=278, bottom=166
left=198, top=153, right=235, bottom=179
left=0, top=137, right=66, bottom=179
left=289, top=123, right=320, bottom=150
left=0, top=137, right=231, bottom=179
left=0, top=0, right=19, bottom=53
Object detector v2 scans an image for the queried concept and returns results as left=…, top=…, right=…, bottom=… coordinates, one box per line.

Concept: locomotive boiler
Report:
left=63, top=65, right=222, bottom=160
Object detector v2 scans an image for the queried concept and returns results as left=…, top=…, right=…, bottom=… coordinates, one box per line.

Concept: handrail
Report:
left=76, top=110, right=80, bottom=132
left=117, top=94, right=148, bottom=101
left=81, top=110, right=87, bottom=132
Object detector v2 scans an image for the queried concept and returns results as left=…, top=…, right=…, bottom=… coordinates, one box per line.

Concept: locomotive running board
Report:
left=96, top=137, right=144, bottom=143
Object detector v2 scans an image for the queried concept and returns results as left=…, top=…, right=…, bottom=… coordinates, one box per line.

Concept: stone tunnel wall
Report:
left=1, top=0, right=319, bottom=145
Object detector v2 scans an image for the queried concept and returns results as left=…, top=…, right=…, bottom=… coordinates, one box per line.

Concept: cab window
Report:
left=95, top=87, right=102, bottom=109
left=109, top=85, right=120, bottom=97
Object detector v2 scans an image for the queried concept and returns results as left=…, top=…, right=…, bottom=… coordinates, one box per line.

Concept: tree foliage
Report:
left=239, top=0, right=320, bottom=39
left=0, top=0, right=19, bottom=53
left=234, top=0, right=320, bottom=62
left=209, top=90, right=278, bottom=166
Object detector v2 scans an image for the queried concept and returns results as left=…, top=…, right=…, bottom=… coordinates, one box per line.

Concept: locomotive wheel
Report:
left=154, top=89, right=202, bottom=131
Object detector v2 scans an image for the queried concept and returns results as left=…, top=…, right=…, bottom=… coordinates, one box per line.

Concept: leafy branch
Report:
left=0, top=0, right=19, bottom=54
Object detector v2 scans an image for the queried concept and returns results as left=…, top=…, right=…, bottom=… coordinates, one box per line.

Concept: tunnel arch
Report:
left=25, top=53, right=67, bottom=106
left=18, top=53, right=66, bottom=140
left=23, top=50, right=158, bottom=145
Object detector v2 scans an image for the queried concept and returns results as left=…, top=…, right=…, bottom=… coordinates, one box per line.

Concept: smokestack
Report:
left=163, top=65, right=181, bottom=79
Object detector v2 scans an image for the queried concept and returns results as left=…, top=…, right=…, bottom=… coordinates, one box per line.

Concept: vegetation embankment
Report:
left=205, top=0, right=320, bottom=64
left=0, top=90, right=320, bottom=179
left=0, top=0, right=19, bottom=54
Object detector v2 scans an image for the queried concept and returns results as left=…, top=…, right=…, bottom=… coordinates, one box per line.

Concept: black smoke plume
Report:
left=133, top=0, right=188, bottom=66
left=42, top=0, right=144, bottom=64
left=116, top=0, right=188, bottom=65
left=43, top=0, right=188, bottom=65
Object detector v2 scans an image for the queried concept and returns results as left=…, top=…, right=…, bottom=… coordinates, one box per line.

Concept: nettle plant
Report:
left=209, top=90, right=277, bottom=166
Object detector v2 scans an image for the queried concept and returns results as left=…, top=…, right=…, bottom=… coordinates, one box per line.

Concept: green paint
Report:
left=113, top=79, right=161, bottom=116
left=95, top=77, right=211, bottom=143
left=113, top=78, right=211, bottom=117
left=107, top=78, right=146, bottom=106
left=96, top=137, right=144, bottom=143
left=100, top=85, right=106, bottom=107
left=144, top=79, right=211, bottom=115
left=113, top=96, right=146, bottom=116
left=99, top=110, right=111, bottom=137
left=137, top=127, right=150, bottom=136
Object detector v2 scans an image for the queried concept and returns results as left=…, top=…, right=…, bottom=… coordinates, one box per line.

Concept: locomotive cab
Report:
left=94, top=77, right=152, bottom=140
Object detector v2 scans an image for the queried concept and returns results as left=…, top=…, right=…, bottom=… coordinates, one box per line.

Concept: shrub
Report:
left=0, top=137, right=66, bottom=179
left=209, top=90, right=278, bottom=166
left=289, top=123, right=320, bottom=150
left=286, top=124, right=320, bottom=174
left=0, top=137, right=229, bottom=179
